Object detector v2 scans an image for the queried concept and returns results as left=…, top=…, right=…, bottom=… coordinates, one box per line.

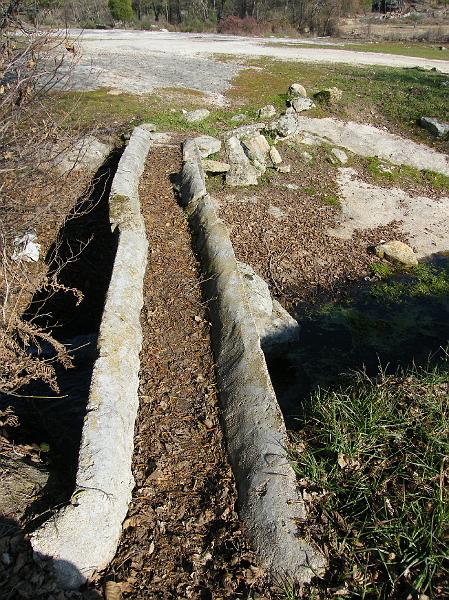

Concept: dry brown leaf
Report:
left=104, top=581, right=122, bottom=600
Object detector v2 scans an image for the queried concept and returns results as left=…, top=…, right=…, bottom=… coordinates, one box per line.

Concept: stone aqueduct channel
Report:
left=27, top=32, right=449, bottom=592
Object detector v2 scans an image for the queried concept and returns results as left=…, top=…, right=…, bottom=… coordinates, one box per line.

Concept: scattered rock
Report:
left=258, top=105, right=277, bottom=119
left=374, top=240, right=418, bottom=267
left=301, top=150, right=313, bottom=162
left=268, top=205, right=287, bottom=220
left=288, top=83, right=307, bottom=98
left=238, top=261, right=300, bottom=352
left=241, top=133, right=270, bottom=174
left=298, top=133, right=327, bottom=146
left=202, top=159, right=230, bottom=173
left=225, top=136, right=259, bottom=187
left=279, top=182, right=299, bottom=190
left=378, top=163, right=393, bottom=174
left=285, top=106, right=295, bottom=115
left=290, top=97, right=315, bottom=113
left=183, top=109, right=210, bottom=123
left=269, top=146, right=282, bottom=166
left=107, top=89, right=123, bottom=96
left=419, top=116, right=449, bottom=138
left=226, top=122, right=266, bottom=140
left=231, top=113, right=247, bottom=122
left=52, top=135, right=112, bottom=175
left=270, top=114, right=299, bottom=137
left=277, top=164, right=291, bottom=174
left=140, top=123, right=157, bottom=132
left=314, top=87, right=343, bottom=104
left=330, top=148, right=348, bottom=164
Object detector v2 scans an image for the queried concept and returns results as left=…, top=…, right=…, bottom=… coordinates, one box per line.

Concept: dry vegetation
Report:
left=0, top=2, right=92, bottom=399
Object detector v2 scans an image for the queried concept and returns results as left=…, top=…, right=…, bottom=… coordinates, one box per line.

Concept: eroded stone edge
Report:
left=30, top=126, right=152, bottom=589
left=183, top=145, right=325, bottom=580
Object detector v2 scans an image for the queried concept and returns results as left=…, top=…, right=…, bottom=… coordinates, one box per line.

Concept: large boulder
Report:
left=183, top=135, right=221, bottom=160
left=183, top=109, right=210, bottom=123
left=270, top=114, right=300, bottom=137
left=0, top=457, right=49, bottom=520
left=288, top=83, right=307, bottom=98
left=202, top=159, right=230, bottom=173
left=225, top=136, right=259, bottom=187
left=52, top=135, right=112, bottom=175
left=419, top=117, right=449, bottom=138
left=375, top=240, right=418, bottom=267
left=290, top=97, right=315, bottom=113
left=241, top=133, right=271, bottom=174
left=225, top=122, right=266, bottom=140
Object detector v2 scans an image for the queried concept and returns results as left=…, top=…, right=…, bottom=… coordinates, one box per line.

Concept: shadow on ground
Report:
left=0, top=150, right=122, bottom=523
left=266, top=254, right=449, bottom=427
left=0, top=516, right=101, bottom=598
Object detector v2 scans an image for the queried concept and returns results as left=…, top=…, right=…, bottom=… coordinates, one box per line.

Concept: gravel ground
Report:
left=64, top=30, right=449, bottom=96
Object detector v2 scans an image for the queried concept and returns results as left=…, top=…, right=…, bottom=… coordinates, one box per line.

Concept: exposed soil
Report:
left=214, top=144, right=404, bottom=313
left=97, top=140, right=265, bottom=599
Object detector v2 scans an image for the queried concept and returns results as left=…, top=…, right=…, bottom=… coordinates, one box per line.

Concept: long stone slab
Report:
left=31, top=126, right=152, bottom=588
left=182, top=144, right=324, bottom=581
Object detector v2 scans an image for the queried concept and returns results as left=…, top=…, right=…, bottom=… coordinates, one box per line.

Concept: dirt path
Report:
left=65, top=30, right=449, bottom=95
left=98, top=140, right=261, bottom=598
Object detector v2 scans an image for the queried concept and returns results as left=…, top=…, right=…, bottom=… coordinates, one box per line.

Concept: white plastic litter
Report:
left=11, top=230, right=41, bottom=262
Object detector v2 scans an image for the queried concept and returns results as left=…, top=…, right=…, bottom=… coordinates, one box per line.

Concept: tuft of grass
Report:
left=365, top=157, right=449, bottom=192
left=423, top=169, right=449, bottom=192
left=371, top=263, right=449, bottom=303
left=322, top=193, right=340, bottom=207
left=291, top=359, right=449, bottom=598
left=369, top=261, right=394, bottom=280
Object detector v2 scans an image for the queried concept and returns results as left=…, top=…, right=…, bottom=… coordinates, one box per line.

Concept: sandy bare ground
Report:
left=66, top=29, right=449, bottom=96
left=331, top=167, right=449, bottom=258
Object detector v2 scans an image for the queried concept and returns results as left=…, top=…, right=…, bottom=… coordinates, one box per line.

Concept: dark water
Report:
left=1, top=151, right=121, bottom=522
left=265, top=256, right=449, bottom=427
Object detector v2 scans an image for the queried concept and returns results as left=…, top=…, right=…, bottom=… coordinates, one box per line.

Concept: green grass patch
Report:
left=295, top=261, right=449, bottom=389
left=50, top=87, right=245, bottom=135
left=322, top=193, right=340, bottom=207
left=225, top=59, right=449, bottom=145
left=291, top=359, right=449, bottom=598
left=285, top=260, right=449, bottom=597
left=371, top=262, right=449, bottom=303
left=369, top=261, right=394, bottom=280
left=264, top=40, right=449, bottom=61
left=364, top=157, right=449, bottom=192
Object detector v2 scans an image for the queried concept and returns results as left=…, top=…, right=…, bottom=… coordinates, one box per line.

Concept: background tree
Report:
left=108, top=0, right=134, bottom=21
